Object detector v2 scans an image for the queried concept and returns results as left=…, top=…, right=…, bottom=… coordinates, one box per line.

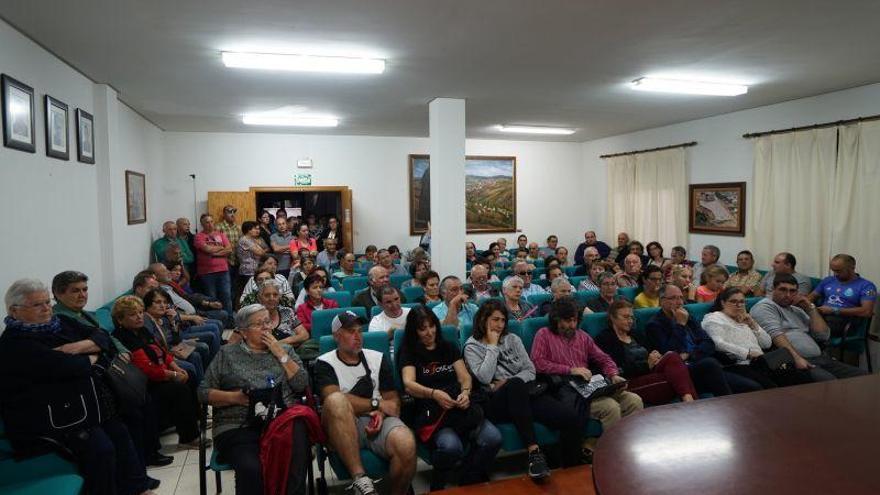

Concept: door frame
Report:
left=250, top=186, right=354, bottom=252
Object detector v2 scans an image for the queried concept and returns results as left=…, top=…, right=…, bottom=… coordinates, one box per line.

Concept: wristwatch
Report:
left=370, top=398, right=380, bottom=411
left=279, top=354, right=289, bottom=364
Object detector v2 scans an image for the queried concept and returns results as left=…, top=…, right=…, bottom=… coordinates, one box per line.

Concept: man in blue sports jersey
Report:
left=809, top=254, right=876, bottom=338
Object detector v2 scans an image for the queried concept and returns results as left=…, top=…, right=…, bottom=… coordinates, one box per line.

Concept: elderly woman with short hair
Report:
left=257, top=279, right=317, bottom=361
left=112, top=295, right=201, bottom=450
left=501, top=276, right=536, bottom=321
left=0, top=279, right=156, bottom=495
left=199, top=303, right=312, bottom=495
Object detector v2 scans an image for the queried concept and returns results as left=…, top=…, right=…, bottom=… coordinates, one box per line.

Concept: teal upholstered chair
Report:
left=324, top=290, right=352, bottom=308
left=311, top=307, right=368, bottom=341
left=342, top=276, right=369, bottom=294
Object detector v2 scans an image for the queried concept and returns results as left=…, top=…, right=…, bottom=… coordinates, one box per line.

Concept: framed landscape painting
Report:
left=125, top=170, right=147, bottom=225
left=408, top=154, right=517, bottom=234
left=689, top=182, right=746, bottom=236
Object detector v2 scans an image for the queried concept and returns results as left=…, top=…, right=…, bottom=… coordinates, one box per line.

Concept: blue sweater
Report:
left=645, top=311, right=715, bottom=363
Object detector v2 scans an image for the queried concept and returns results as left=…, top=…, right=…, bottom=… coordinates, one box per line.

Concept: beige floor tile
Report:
left=147, top=465, right=182, bottom=495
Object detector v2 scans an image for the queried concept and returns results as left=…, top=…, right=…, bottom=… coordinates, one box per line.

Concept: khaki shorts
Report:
left=355, top=415, right=406, bottom=459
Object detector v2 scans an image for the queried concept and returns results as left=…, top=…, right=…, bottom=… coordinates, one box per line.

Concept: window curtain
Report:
left=832, top=121, right=880, bottom=285
left=606, top=149, right=687, bottom=249
left=748, top=128, right=837, bottom=278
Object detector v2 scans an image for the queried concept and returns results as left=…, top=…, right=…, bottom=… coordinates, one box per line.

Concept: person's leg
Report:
left=653, top=352, right=699, bottom=399
left=152, top=381, right=199, bottom=444
left=182, top=329, right=220, bottom=363
left=200, top=272, right=219, bottom=301
left=65, top=425, right=117, bottom=495
left=217, top=270, right=234, bottom=316
left=688, top=357, right=732, bottom=396
left=731, top=364, right=778, bottom=389
left=378, top=420, right=416, bottom=495
left=459, top=419, right=502, bottom=485
left=626, top=373, right=679, bottom=405
left=811, top=355, right=868, bottom=379
left=320, top=392, right=365, bottom=476
left=485, top=378, right=539, bottom=450
left=430, top=428, right=463, bottom=490
left=723, top=367, right=765, bottom=393
left=614, top=390, right=643, bottom=418
left=103, top=417, right=150, bottom=495
left=589, top=397, right=622, bottom=430
left=214, top=428, right=263, bottom=495
left=531, top=393, right=583, bottom=467
left=286, top=419, right=311, bottom=495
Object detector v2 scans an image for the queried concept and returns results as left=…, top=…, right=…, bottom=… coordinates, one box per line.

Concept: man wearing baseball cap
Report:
left=314, top=311, right=416, bottom=495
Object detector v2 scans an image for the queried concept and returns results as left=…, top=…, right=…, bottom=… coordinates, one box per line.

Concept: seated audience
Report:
left=585, top=272, right=623, bottom=314
left=134, top=271, right=224, bottom=347
left=416, top=270, right=443, bottom=305
left=538, top=235, right=558, bottom=258
left=153, top=220, right=195, bottom=266
left=555, top=246, right=570, bottom=266
left=315, top=311, right=417, bottom=495
left=149, top=262, right=228, bottom=328
left=0, top=279, right=157, bottom=495
left=319, top=215, right=343, bottom=251
left=516, top=234, right=529, bottom=251
left=646, top=285, right=748, bottom=396
left=358, top=244, right=378, bottom=265
left=270, top=217, right=295, bottom=278
left=401, top=259, right=429, bottom=289
left=633, top=265, right=663, bottom=308
left=596, top=300, right=697, bottom=405
left=112, top=296, right=201, bottom=449
left=369, top=287, right=412, bottom=348
left=293, top=266, right=336, bottom=310
left=237, top=220, right=269, bottom=299
left=259, top=279, right=315, bottom=361
left=542, top=265, right=566, bottom=286
left=295, top=274, right=340, bottom=334
left=354, top=266, right=395, bottom=312
left=240, top=255, right=294, bottom=303
left=333, top=251, right=359, bottom=281
left=433, top=276, right=479, bottom=328
left=751, top=274, right=868, bottom=382
left=289, top=256, right=317, bottom=297
left=511, top=260, right=545, bottom=298
left=759, top=252, right=812, bottom=295
left=576, top=247, right=602, bottom=276
left=398, top=306, right=502, bottom=489
left=164, top=247, right=192, bottom=290
left=142, top=289, right=209, bottom=386
left=696, top=265, right=729, bottom=303
left=809, top=254, right=876, bottom=337
left=579, top=260, right=607, bottom=292
left=692, top=244, right=725, bottom=285
left=609, top=232, right=631, bottom=266
left=526, top=242, right=542, bottom=263
left=669, top=245, right=689, bottom=267
left=199, top=303, right=314, bottom=495
left=575, top=230, right=611, bottom=265
left=316, top=237, right=340, bottom=272
left=627, top=241, right=650, bottom=267
left=514, top=248, right=529, bottom=262
left=468, top=264, right=500, bottom=301
left=496, top=238, right=511, bottom=260
left=615, top=254, right=643, bottom=288
left=645, top=241, right=670, bottom=271
left=725, top=250, right=763, bottom=296
left=501, top=276, right=537, bottom=321
left=466, top=241, right=478, bottom=264
left=540, top=277, right=587, bottom=316
left=668, top=264, right=697, bottom=302
left=242, top=266, right=294, bottom=308
left=377, top=248, right=408, bottom=277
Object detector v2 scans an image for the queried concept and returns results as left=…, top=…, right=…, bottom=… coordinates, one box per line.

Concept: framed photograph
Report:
left=1, top=74, right=36, bottom=153
left=125, top=170, right=147, bottom=225
left=76, top=108, right=95, bottom=164
left=689, top=182, right=746, bottom=236
left=44, top=95, right=69, bottom=160
left=409, top=154, right=517, bottom=234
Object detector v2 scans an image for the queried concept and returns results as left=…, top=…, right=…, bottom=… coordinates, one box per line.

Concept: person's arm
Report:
left=279, top=323, right=309, bottom=346
left=701, top=315, right=750, bottom=361
left=271, top=236, right=290, bottom=254
left=453, top=359, right=472, bottom=396
left=529, top=330, right=571, bottom=375
left=646, top=320, right=674, bottom=354
left=441, top=300, right=461, bottom=326
left=463, top=340, right=499, bottom=385
left=574, top=244, right=586, bottom=266
left=510, top=335, right=536, bottom=382
left=689, top=321, right=716, bottom=359
left=585, top=334, right=620, bottom=377
left=771, top=333, right=813, bottom=369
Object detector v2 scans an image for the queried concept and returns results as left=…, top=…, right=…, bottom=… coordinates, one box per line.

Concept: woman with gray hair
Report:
left=199, top=303, right=312, bottom=495
left=585, top=272, right=624, bottom=314
left=502, top=276, right=536, bottom=321
left=257, top=279, right=317, bottom=361
left=0, top=279, right=156, bottom=495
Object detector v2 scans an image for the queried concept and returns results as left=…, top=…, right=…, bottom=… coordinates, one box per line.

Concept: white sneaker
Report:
left=347, top=475, right=379, bottom=495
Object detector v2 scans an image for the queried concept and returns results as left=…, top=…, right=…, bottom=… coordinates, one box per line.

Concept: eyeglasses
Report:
left=15, top=300, right=52, bottom=309
left=517, top=271, right=533, bottom=276
left=647, top=277, right=664, bottom=282
left=726, top=299, right=746, bottom=305
left=248, top=318, right=272, bottom=329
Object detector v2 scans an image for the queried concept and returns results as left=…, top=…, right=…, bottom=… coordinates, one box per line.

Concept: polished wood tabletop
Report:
left=436, top=465, right=594, bottom=495
left=593, top=374, right=880, bottom=495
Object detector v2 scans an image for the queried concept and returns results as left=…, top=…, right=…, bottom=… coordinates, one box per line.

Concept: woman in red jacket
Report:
left=112, top=295, right=201, bottom=449
left=294, top=273, right=339, bottom=334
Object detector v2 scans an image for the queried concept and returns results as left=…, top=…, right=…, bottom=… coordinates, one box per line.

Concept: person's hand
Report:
left=364, top=410, right=384, bottom=437
left=455, top=391, right=470, bottom=409
left=490, top=379, right=507, bottom=391
left=206, top=301, right=223, bottom=309
left=610, top=375, right=627, bottom=386
left=119, top=352, right=131, bottom=363
left=647, top=351, right=662, bottom=369
left=570, top=367, right=592, bottom=381
left=817, top=306, right=834, bottom=315
left=679, top=352, right=690, bottom=362
left=260, top=332, right=285, bottom=359
left=674, top=307, right=690, bottom=326
left=88, top=354, right=99, bottom=365
left=790, top=293, right=810, bottom=310
left=794, top=355, right=814, bottom=370
left=172, top=370, right=189, bottom=383
left=378, top=399, right=399, bottom=418
left=165, top=308, right=177, bottom=318
left=231, top=389, right=249, bottom=406
left=433, top=389, right=458, bottom=410
left=485, top=326, right=502, bottom=346
left=747, top=350, right=762, bottom=360
left=53, top=342, right=80, bottom=354
left=452, top=293, right=469, bottom=311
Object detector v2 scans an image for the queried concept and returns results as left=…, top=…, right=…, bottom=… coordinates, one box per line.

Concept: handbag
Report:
left=2, top=377, right=104, bottom=440
left=755, top=348, right=795, bottom=371
left=102, top=355, right=148, bottom=408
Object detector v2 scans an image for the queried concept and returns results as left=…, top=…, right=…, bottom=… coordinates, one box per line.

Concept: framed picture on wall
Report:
left=125, top=170, right=147, bottom=225
left=688, top=182, right=746, bottom=236
left=408, top=154, right=517, bottom=234
left=1, top=74, right=36, bottom=153
left=76, top=108, right=95, bottom=164
left=44, top=95, right=69, bottom=160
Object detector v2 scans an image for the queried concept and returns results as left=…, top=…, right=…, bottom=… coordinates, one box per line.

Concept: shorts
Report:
left=355, top=415, right=407, bottom=459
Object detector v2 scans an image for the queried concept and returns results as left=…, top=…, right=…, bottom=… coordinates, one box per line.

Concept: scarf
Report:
left=3, top=315, right=62, bottom=334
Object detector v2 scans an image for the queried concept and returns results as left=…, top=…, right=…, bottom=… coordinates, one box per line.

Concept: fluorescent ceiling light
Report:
left=631, top=77, right=748, bottom=96
left=222, top=51, right=385, bottom=74
left=242, top=113, right=339, bottom=127
left=497, top=125, right=576, bottom=135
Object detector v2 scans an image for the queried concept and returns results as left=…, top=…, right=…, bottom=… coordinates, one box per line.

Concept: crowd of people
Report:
left=1, top=207, right=876, bottom=495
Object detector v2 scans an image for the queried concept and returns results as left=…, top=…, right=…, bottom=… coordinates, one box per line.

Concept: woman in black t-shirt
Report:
left=397, top=306, right=502, bottom=490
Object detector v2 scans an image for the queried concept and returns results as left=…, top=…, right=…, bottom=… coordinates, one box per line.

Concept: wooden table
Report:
left=593, top=374, right=880, bottom=495
left=435, top=465, right=593, bottom=495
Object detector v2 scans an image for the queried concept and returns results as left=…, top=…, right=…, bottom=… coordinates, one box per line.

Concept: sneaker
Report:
left=527, top=449, right=551, bottom=481
left=347, top=475, right=379, bottom=495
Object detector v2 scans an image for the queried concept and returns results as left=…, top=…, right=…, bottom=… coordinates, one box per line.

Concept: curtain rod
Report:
left=742, top=113, right=880, bottom=139
left=599, top=141, right=697, bottom=159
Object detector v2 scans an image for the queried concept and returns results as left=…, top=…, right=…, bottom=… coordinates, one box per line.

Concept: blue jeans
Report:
left=200, top=271, right=233, bottom=316
left=176, top=351, right=204, bottom=392
left=432, top=420, right=502, bottom=488
left=181, top=324, right=221, bottom=363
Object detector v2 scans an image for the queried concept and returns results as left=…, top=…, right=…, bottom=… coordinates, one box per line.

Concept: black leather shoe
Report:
left=147, top=453, right=174, bottom=467
left=146, top=477, right=161, bottom=489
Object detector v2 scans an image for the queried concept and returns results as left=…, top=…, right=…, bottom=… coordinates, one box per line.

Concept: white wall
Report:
left=161, top=133, right=586, bottom=255
left=0, top=19, right=163, bottom=318
left=582, top=83, right=880, bottom=271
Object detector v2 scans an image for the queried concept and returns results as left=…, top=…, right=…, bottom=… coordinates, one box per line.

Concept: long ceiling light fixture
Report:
left=496, top=125, right=576, bottom=135
left=222, top=51, right=385, bottom=74
left=242, top=113, right=339, bottom=127
left=631, top=77, right=748, bottom=96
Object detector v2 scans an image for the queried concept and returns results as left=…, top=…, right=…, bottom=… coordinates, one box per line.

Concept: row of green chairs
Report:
left=0, top=421, right=84, bottom=495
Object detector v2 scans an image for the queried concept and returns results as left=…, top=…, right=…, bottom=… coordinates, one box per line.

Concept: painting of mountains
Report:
left=409, top=155, right=516, bottom=234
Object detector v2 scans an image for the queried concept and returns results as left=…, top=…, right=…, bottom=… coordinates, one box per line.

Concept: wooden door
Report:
left=207, top=191, right=256, bottom=223
left=341, top=187, right=354, bottom=251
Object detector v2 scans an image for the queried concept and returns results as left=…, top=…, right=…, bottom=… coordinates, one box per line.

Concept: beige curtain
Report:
left=748, top=128, right=837, bottom=277
left=606, top=155, right=636, bottom=241
left=632, top=148, right=688, bottom=250
left=833, top=121, right=880, bottom=285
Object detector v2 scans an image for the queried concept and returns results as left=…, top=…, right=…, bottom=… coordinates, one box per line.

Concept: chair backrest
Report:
left=633, top=307, right=661, bottom=333
left=95, top=308, right=114, bottom=331
left=535, top=278, right=550, bottom=289
left=725, top=265, right=738, bottom=274
left=318, top=331, right=389, bottom=355
left=532, top=258, right=546, bottom=268
left=390, top=274, right=412, bottom=288
left=330, top=279, right=344, bottom=291
left=684, top=302, right=713, bottom=323
left=617, top=286, right=641, bottom=302
left=311, top=306, right=368, bottom=340
left=324, top=291, right=352, bottom=308
left=494, top=269, right=512, bottom=280
left=527, top=292, right=552, bottom=307
left=745, top=296, right=763, bottom=311
left=459, top=323, right=474, bottom=348
left=401, top=285, right=425, bottom=302
left=489, top=280, right=502, bottom=292
left=532, top=267, right=546, bottom=278
left=564, top=266, right=579, bottom=277
left=574, top=290, right=600, bottom=306
left=477, top=296, right=503, bottom=306
left=342, top=276, right=369, bottom=293
left=568, top=276, right=587, bottom=289
left=427, top=300, right=441, bottom=309
left=581, top=312, right=608, bottom=338
left=369, top=302, right=422, bottom=318
left=521, top=316, right=550, bottom=354
left=506, top=319, right=524, bottom=341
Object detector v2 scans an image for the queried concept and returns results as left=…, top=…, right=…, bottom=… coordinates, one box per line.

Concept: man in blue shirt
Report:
left=432, top=276, right=479, bottom=329
left=809, top=254, right=876, bottom=338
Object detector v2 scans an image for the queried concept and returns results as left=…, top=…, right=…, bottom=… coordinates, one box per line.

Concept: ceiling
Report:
left=2, top=0, right=879, bottom=142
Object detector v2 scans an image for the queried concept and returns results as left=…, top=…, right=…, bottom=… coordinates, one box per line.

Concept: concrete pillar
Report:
left=428, top=98, right=467, bottom=279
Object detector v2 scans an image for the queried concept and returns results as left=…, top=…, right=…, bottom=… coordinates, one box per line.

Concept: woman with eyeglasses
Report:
left=199, top=303, right=311, bottom=495
left=501, top=276, right=536, bottom=321
left=633, top=265, right=664, bottom=309
left=585, top=272, right=623, bottom=314
left=578, top=260, right=607, bottom=292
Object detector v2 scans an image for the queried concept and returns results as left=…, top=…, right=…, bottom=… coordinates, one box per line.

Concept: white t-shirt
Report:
left=368, top=307, right=411, bottom=334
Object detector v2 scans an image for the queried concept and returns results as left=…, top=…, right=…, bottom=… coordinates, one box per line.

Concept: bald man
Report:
left=152, top=220, right=194, bottom=265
